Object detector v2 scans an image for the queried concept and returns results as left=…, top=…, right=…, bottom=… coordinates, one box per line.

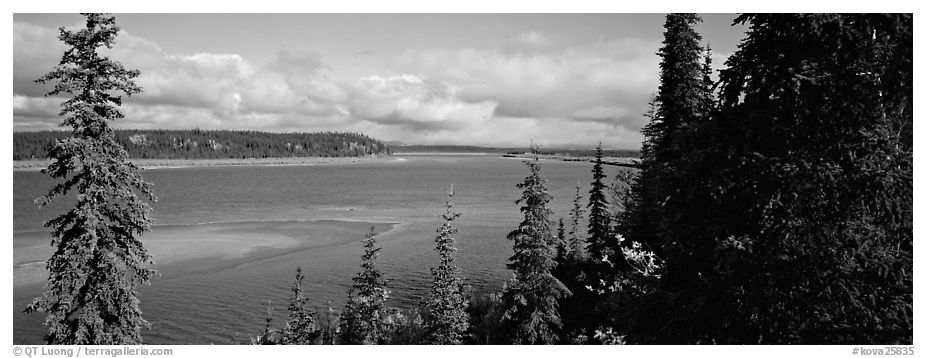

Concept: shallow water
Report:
left=13, top=154, right=630, bottom=344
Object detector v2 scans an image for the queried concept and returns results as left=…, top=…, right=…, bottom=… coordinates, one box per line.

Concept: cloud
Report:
left=14, top=20, right=660, bottom=148
left=516, top=31, right=554, bottom=46
left=13, top=22, right=67, bottom=97
left=395, top=37, right=661, bottom=143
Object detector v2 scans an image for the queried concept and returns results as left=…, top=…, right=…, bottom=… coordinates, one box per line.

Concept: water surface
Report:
left=13, top=154, right=630, bottom=344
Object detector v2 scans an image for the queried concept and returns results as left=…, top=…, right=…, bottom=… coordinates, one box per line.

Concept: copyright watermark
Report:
left=851, top=346, right=914, bottom=356
left=12, top=346, right=173, bottom=358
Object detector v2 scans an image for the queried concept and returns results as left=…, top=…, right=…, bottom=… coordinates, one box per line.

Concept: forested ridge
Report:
left=13, top=129, right=393, bottom=160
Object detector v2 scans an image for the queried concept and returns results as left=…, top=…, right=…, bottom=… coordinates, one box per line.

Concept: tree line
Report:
left=26, top=13, right=911, bottom=345
left=13, top=129, right=392, bottom=160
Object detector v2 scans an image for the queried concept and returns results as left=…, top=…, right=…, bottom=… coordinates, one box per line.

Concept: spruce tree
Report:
left=338, top=228, right=390, bottom=344
left=587, top=144, right=622, bottom=268
left=555, top=218, right=568, bottom=263
left=635, top=14, right=912, bottom=344
left=500, top=150, right=571, bottom=344
left=251, top=300, right=278, bottom=345
left=279, top=267, right=320, bottom=344
left=620, top=14, right=712, bottom=255
left=566, top=184, right=586, bottom=260
left=24, top=13, right=158, bottom=344
left=424, top=187, right=470, bottom=344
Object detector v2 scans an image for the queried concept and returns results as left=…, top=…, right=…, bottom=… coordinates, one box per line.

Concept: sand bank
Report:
left=13, top=219, right=395, bottom=287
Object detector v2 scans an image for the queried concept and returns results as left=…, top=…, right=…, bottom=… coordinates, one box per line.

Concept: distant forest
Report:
left=13, top=130, right=393, bottom=160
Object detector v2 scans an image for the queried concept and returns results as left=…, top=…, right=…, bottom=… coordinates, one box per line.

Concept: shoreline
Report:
left=13, top=155, right=395, bottom=171
left=500, top=153, right=641, bottom=168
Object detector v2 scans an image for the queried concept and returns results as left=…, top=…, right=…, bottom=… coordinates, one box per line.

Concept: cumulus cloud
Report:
left=14, top=20, right=660, bottom=148
left=395, top=37, right=661, bottom=144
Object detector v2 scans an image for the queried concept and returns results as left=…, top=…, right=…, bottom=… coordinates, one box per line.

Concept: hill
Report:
left=13, top=129, right=393, bottom=160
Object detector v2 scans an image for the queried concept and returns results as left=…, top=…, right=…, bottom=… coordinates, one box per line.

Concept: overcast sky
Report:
left=13, top=13, right=745, bottom=148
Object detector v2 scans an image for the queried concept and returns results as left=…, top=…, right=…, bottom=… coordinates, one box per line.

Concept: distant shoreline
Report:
left=501, top=153, right=641, bottom=168
left=13, top=155, right=394, bottom=171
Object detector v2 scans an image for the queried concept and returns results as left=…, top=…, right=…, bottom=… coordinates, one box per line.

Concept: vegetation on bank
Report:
left=13, top=129, right=392, bottom=160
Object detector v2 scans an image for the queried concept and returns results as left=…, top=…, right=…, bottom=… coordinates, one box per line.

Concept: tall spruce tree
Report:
left=424, top=188, right=470, bottom=344
left=620, top=14, right=712, bottom=255
left=587, top=144, right=623, bottom=269
left=279, top=267, right=320, bottom=344
left=500, top=149, right=571, bottom=344
left=633, top=14, right=912, bottom=344
left=338, top=228, right=390, bottom=344
left=24, top=13, right=158, bottom=345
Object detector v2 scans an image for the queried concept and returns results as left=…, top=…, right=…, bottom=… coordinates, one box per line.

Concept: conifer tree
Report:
left=424, top=187, right=470, bottom=344
left=338, top=228, right=390, bottom=344
left=555, top=218, right=568, bottom=262
left=279, top=267, right=320, bottom=344
left=566, top=185, right=586, bottom=260
left=251, top=300, right=278, bottom=345
left=633, top=14, right=912, bottom=344
left=500, top=149, right=571, bottom=344
left=586, top=144, right=620, bottom=266
left=620, top=13, right=712, bottom=255
left=24, top=13, right=157, bottom=345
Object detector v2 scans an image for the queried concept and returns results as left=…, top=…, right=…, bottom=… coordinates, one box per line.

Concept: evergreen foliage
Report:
left=279, top=267, right=321, bottom=344
left=566, top=184, right=586, bottom=260
left=555, top=218, right=567, bottom=264
left=424, top=188, right=470, bottom=344
left=628, top=13, right=912, bottom=344
left=23, top=13, right=158, bottom=345
left=338, top=228, right=390, bottom=344
left=621, top=14, right=713, bottom=256
left=14, top=129, right=392, bottom=160
left=499, top=149, right=571, bottom=344
left=587, top=144, right=625, bottom=273
left=250, top=300, right=278, bottom=345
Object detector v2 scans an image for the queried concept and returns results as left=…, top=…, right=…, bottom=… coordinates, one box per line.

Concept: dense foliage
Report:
left=622, top=13, right=912, bottom=344
left=14, top=129, right=392, bottom=160
left=620, top=14, right=714, bottom=256
left=24, top=13, right=158, bottom=345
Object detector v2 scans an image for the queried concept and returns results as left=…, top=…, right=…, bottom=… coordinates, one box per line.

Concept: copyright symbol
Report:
left=12, top=347, right=22, bottom=356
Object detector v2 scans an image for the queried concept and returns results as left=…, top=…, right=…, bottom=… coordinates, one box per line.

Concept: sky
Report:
left=13, top=13, right=746, bottom=149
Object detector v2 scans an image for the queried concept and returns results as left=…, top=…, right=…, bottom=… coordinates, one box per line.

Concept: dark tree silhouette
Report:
left=620, top=13, right=713, bottom=256
left=586, top=144, right=616, bottom=263
left=631, top=14, right=912, bottom=344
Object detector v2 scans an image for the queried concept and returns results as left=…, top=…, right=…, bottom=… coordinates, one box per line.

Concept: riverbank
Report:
left=12, top=155, right=394, bottom=171
left=501, top=153, right=641, bottom=168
